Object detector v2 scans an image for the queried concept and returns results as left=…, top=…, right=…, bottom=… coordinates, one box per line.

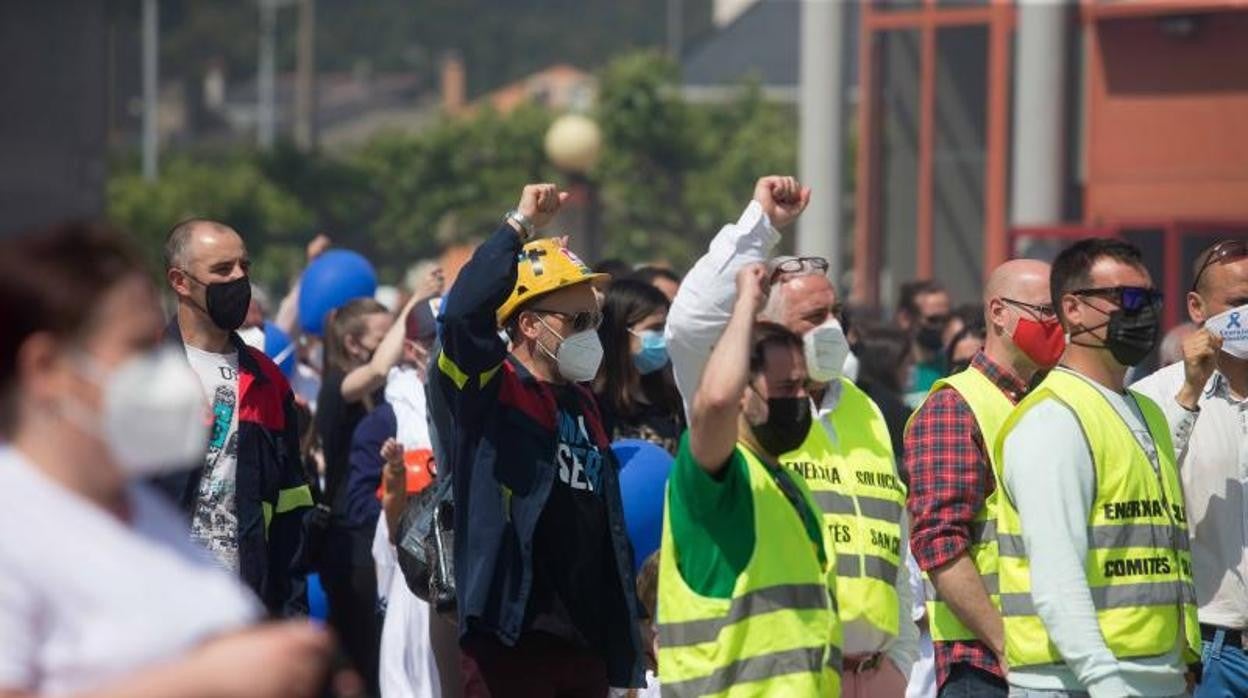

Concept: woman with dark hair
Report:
left=853, top=322, right=916, bottom=467
left=593, top=279, right=685, bottom=454
left=0, top=223, right=329, bottom=697
left=945, top=324, right=987, bottom=376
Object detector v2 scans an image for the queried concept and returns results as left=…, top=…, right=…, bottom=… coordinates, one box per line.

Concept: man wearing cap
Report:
left=433, top=184, right=644, bottom=696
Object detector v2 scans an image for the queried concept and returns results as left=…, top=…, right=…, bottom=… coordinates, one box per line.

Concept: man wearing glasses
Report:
left=434, top=184, right=644, bottom=695
left=1132, top=239, right=1248, bottom=697
left=904, top=257, right=1062, bottom=697
left=996, top=238, right=1201, bottom=698
left=667, top=175, right=919, bottom=696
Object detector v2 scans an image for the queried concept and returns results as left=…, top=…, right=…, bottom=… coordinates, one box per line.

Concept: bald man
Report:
left=905, top=259, right=1062, bottom=696
left=156, top=218, right=313, bottom=618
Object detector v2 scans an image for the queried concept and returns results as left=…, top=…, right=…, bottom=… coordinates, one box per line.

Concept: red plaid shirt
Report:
left=904, top=351, right=1029, bottom=688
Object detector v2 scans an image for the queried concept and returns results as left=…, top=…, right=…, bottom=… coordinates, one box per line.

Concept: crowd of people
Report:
left=0, top=175, right=1244, bottom=698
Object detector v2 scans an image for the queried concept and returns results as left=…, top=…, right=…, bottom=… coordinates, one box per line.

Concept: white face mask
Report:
left=1206, top=303, right=1248, bottom=359
left=841, top=348, right=861, bottom=382
left=803, top=318, right=850, bottom=384
left=63, top=346, right=209, bottom=477
left=538, top=318, right=604, bottom=383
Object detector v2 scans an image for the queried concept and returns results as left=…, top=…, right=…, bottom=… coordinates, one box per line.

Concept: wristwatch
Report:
left=505, top=209, right=536, bottom=241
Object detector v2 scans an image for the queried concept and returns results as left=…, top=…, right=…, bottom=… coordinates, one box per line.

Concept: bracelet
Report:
left=505, top=209, right=536, bottom=241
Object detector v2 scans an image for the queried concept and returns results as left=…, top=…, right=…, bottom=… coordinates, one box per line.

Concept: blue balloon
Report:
left=613, top=439, right=674, bottom=575
left=306, top=572, right=329, bottom=621
left=298, top=249, right=378, bottom=335
left=262, top=321, right=295, bottom=377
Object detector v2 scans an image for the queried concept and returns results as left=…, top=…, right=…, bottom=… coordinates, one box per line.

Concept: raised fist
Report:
left=515, top=184, right=571, bottom=231
left=736, top=262, right=769, bottom=316
left=753, top=176, right=811, bottom=230
left=1177, top=327, right=1223, bottom=410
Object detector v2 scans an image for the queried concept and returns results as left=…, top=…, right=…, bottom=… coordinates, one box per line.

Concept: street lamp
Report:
left=544, top=113, right=603, bottom=262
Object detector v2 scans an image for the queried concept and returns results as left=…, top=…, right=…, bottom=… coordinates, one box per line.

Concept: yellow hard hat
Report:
left=496, top=238, right=608, bottom=326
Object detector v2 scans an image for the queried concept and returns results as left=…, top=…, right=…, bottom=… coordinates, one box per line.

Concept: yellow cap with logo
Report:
left=496, top=238, right=608, bottom=326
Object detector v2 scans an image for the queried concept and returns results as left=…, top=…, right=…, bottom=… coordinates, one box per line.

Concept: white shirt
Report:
left=1001, top=368, right=1186, bottom=698
left=664, top=200, right=920, bottom=673
left=0, top=447, right=260, bottom=695
left=373, top=518, right=440, bottom=698
left=185, top=344, right=243, bottom=574
left=1133, top=361, right=1248, bottom=630
left=372, top=366, right=441, bottom=697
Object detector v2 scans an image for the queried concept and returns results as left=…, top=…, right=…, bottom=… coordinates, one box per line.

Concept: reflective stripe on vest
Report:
left=780, top=378, right=905, bottom=640
left=910, top=367, right=1013, bottom=643
left=658, top=444, right=842, bottom=696
left=993, top=370, right=1202, bottom=668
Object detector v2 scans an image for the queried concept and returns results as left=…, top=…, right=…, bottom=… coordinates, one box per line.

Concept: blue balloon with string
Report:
left=262, top=321, right=296, bottom=377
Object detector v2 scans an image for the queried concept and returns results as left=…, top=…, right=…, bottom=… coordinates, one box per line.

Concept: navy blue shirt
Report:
left=345, top=402, right=396, bottom=530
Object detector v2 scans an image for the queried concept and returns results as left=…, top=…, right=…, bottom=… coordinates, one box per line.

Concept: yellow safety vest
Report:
left=781, top=378, right=906, bottom=639
left=994, top=370, right=1201, bottom=668
left=909, top=368, right=1009, bottom=642
left=658, top=444, right=842, bottom=697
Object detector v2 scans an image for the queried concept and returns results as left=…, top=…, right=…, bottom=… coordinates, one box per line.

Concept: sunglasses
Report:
left=1070, top=285, right=1162, bottom=312
left=530, top=308, right=603, bottom=333
left=1001, top=297, right=1057, bottom=322
left=1192, top=240, right=1248, bottom=292
left=769, top=256, right=830, bottom=285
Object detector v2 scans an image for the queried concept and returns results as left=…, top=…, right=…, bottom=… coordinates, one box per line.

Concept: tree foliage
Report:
left=108, top=154, right=314, bottom=284
left=107, top=50, right=813, bottom=287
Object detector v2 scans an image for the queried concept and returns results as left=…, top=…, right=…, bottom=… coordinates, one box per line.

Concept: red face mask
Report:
left=1011, top=316, right=1066, bottom=369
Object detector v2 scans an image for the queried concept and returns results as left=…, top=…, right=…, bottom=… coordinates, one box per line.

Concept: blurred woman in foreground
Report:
left=0, top=223, right=329, bottom=698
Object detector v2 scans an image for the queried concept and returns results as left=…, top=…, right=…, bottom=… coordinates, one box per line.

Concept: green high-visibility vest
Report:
left=781, top=378, right=906, bottom=639
left=993, top=369, right=1201, bottom=668
left=658, top=444, right=843, bottom=697
left=909, top=368, right=1009, bottom=642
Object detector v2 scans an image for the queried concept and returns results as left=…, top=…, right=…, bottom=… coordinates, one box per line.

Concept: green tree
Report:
left=107, top=154, right=313, bottom=287
left=593, top=51, right=799, bottom=268
left=355, top=103, right=557, bottom=279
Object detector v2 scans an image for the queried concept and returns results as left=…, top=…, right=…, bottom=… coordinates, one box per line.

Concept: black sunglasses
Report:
left=1001, top=297, right=1057, bottom=322
left=768, top=256, right=830, bottom=285
left=530, top=308, right=603, bottom=333
left=1192, top=240, right=1248, bottom=292
left=1070, top=286, right=1162, bottom=312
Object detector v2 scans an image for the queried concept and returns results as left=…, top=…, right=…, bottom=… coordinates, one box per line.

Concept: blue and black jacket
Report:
left=157, top=321, right=314, bottom=617
left=434, top=224, right=644, bottom=688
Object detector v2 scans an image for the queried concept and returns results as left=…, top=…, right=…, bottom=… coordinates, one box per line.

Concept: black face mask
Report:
left=1071, top=302, right=1160, bottom=367
left=749, top=393, right=812, bottom=457
left=187, top=273, right=252, bottom=331
left=916, top=325, right=945, bottom=352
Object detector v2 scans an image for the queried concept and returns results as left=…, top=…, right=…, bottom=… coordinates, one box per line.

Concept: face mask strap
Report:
left=1066, top=294, right=1115, bottom=347
left=534, top=314, right=566, bottom=365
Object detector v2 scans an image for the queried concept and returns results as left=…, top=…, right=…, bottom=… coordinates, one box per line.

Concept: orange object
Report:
left=376, top=448, right=436, bottom=500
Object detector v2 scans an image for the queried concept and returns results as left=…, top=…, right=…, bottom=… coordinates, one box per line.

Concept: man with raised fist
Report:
left=433, top=185, right=644, bottom=696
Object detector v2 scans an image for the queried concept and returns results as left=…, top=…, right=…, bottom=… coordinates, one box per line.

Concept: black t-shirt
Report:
left=525, top=387, right=612, bottom=650
left=316, top=368, right=369, bottom=515
left=600, top=398, right=684, bottom=456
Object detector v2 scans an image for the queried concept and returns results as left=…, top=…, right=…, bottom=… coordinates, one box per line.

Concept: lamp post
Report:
left=544, top=113, right=603, bottom=263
